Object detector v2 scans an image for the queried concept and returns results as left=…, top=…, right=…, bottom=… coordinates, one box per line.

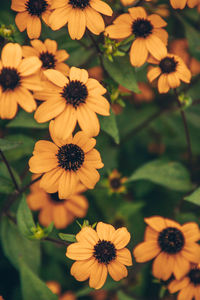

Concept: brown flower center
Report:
left=40, top=51, right=56, bottom=69
left=57, top=143, right=85, bottom=171
left=110, top=178, right=121, bottom=190
left=132, top=18, right=153, bottom=38
left=50, top=192, right=65, bottom=203
left=188, top=268, right=200, bottom=286
left=158, top=227, right=185, bottom=254
left=25, top=0, right=48, bottom=16
left=69, top=0, right=90, bottom=9
left=159, top=57, right=178, bottom=74
left=94, top=240, right=116, bottom=264
left=61, top=80, right=88, bottom=108
left=0, top=67, right=21, bottom=91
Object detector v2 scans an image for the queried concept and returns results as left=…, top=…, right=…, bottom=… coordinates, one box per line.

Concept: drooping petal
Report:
left=68, top=9, right=86, bottom=40
left=152, top=252, right=175, bottom=280
left=167, top=73, right=180, bottom=89
left=77, top=105, right=100, bottom=137
left=40, top=168, right=64, bottom=193
left=117, top=248, right=132, bottom=266
left=130, top=39, right=148, bottom=67
left=27, top=16, right=41, bottom=39
left=34, top=99, right=66, bottom=123
left=1, top=43, right=22, bottom=68
left=147, top=67, right=161, bottom=82
left=158, top=74, right=170, bottom=93
left=111, top=227, right=131, bottom=249
left=58, top=171, right=79, bottom=199
left=133, top=241, right=160, bottom=262
left=182, top=222, right=200, bottom=242
left=145, top=35, right=167, bottom=61
left=90, top=0, right=112, bottom=16
left=170, top=0, right=187, bottom=9
left=53, top=205, right=69, bottom=229
left=89, top=262, right=108, bottom=289
left=85, top=7, right=105, bottom=35
left=77, top=165, right=100, bottom=189
left=70, top=258, right=96, bottom=281
left=0, top=91, right=18, bottom=119
left=49, top=6, right=71, bottom=30
left=108, top=260, right=128, bottom=281
left=173, top=254, right=191, bottom=280
left=15, top=87, right=37, bottom=113
left=15, top=12, right=29, bottom=32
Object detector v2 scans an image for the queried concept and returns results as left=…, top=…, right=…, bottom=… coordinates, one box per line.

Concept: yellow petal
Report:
left=133, top=241, right=160, bottom=262
left=85, top=7, right=105, bottom=35
left=90, top=0, right=113, bottom=16
left=130, top=39, right=148, bottom=67
left=111, top=227, right=131, bottom=249
left=96, top=222, right=115, bottom=241
left=40, top=168, right=64, bottom=193
left=66, top=242, right=94, bottom=260
left=108, top=260, right=128, bottom=281
left=117, top=248, right=133, bottom=266
left=1, top=43, right=22, bottom=68
left=89, top=262, right=108, bottom=289
left=27, top=16, right=41, bottom=39
left=18, top=57, right=42, bottom=76
left=68, top=9, right=86, bottom=40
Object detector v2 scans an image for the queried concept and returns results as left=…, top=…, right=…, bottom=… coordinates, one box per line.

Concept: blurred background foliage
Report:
left=0, top=0, right=200, bottom=300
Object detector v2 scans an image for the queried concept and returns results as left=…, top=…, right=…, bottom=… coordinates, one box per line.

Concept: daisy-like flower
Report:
left=168, top=264, right=200, bottom=300
left=133, top=216, right=200, bottom=281
left=147, top=53, right=191, bottom=93
left=49, top=0, right=113, bottom=40
left=27, top=177, right=88, bottom=229
left=105, top=7, right=168, bottom=67
left=29, top=121, right=104, bottom=199
left=0, top=43, right=42, bottom=119
left=11, top=0, right=52, bottom=39
left=107, top=169, right=127, bottom=194
left=34, top=67, right=110, bottom=139
left=170, top=0, right=200, bottom=9
left=66, top=222, right=132, bottom=289
left=22, top=39, right=70, bottom=76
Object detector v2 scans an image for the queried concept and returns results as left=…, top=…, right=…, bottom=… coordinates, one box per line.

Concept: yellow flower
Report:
left=34, top=67, right=110, bottom=139
left=168, top=264, right=200, bottom=300
left=0, top=43, right=42, bottom=119
left=133, top=216, right=200, bottom=281
left=66, top=222, right=132, bottom=289
left=107, top=169, right=127, bottom=194
left=29, top=121, right=104, bottom=199
left=147, top=53, right=191, bottom=93
left=49, top=0, right=113, bottom=40
left=170, top=0, right=200, bottom=9
left=105, top=7, right=168, bottom=67
left=27, top=177, right=88, bottom=229
left=11, top=0, right=52, bottom=39
left=22, top=39, right=69, bottom=76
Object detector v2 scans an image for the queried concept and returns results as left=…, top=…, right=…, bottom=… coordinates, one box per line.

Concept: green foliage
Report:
left=7, top=110, right=48, bottom=129
left=0, top=138, right=22, bottom=151
left=129, top=159, right=193, bottom=192
left=17, top=194, right=35, bottom=237
left=58, top=233, right=77, bottom=242
left=184, top=187, right=200, bottom=205
left=99, top=111, right=120, bottom=144
left=0, top=163, right=21, bottom=194
left=118, top=291, right=136, bottom=300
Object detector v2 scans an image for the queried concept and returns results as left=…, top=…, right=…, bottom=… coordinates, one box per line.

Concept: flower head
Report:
left=34, top=67, right=110, bottom=139
left=49, top=0, right=113, bottom=40
left=105, top=7, right=168, bottom=67
left=29, top=121, right=104, bottom=199
left=11, top=0, right=52, bottom=39
left=107, top=169, right=127, bottom=194
left=0, top=43, right=42, bottom=119
left=22, top=39, right=69, bottom=76
left=133, top=216, right=200, bottom=281
left=66, top=222, right=132, bottom=289
left=27, top=176, right=88, bottom=229
left=168, top=264, right=200, bottom=300
left=147, top=53, right=191, bottom=93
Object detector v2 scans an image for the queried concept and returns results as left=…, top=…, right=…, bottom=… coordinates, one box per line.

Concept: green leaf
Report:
left=103, top=56, right=139, bottom=93
left=128, top=159, right=193, bottom=192
left=118, top=202, right=144, bottom=218
left=19, top=259, right=58, bottom=300
left=58, top=233, right=76, bottom=242
left=0, top=138, right=22, bottom=151
left=17, top=194, right=35, bottom=237
left=0, top=163, right=21, bottom=194
left=7, top=110, right=48, bottom=129
left=184, top=187, right=200, bottom=206
left=1, top=217, right=40, bottom=273
left=99, top=111, right=120, bottom=144
left=117, top=291, right=136, bottom=300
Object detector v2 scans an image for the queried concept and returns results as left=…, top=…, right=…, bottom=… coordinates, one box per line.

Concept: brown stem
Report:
left=43, top=237, right=69, bottom=247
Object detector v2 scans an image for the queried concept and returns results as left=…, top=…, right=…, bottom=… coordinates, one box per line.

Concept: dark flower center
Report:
left=159, top=57, right=178, bottom=74
left=94, top=240, right=116, bottom=264
left=40, top=52, right=56, bottom=69
left=57, top=143, right=85, bottom=171
left=158, top=227, right=185, bottom=254
left=61, top=80, right=88, bottom=108
left=110, top=178, right=121, bottom=190
left=69, top=0, right=90, bottom=9
left=188, top=268, right=200, bottom=286
left=0, top=67, right=21, bottom=91
left=50, top=192, right=65, bottom=203
left=132, top=18, right=153, bottom=38
left=25, top=0, right=48, bottom=16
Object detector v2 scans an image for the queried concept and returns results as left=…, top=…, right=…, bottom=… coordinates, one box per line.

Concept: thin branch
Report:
left=0, top=150, right=20, bottom=192
left=19, top=175, right=42, bottom=194
left=174, top=89, right=193, bottom=167
left=43, top=237, right=69, bottom=247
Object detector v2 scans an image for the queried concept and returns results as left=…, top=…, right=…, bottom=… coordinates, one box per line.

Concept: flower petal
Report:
left=182, top=243, right=200, bottom=263
left=15, top=12, right=29, bottom=32
left=130, top=38, right=148, bottom=67
left=133, top=241, right=160, bottom=263
left=85, top=7, right=105, bottom=35
left=58, top=171, right=79, bottom=199
left=89, top=262, right=108, bottom=289
left=173, top=254, right=190, bottom=280
left=0, top=91, right=18, bottom=119
left=111, top=227, right=131, bottom=249
left=72, top=131, right=96, bottom=153
left=77, top=105, right=100, bottom=137
left=108, top=260, right=128, bottom=281
left=77, top=165, right=100, bottom=189
left=18, top=57, right=42, bottom=76
left=76, top=226, right=99, bottom=245
left=168, top=277, right=190, bottom=293
left=158, top=74, right=170, bottom=93
left=152, top=252, right=175, bottom=280
left=144, top=216, right=166, bottom=232
left=145, top=34, right=167, bottom=61
left=182, top=222, right=200, bottom=242
left=40, top=168, right=64, bottom=193
left=117, top=248, right=132, bottom=266
left=1, top=43, right=22, bottom=68
left=27, top=16, right=41, bottom=39
left=29, top=154, right=58, bottom=173
left=34, top=99, right=66, bottom=123
left=66, top=242, right=94, bottom=260
left=70, top=258, right=96, bottom=281
left=86, top=95, right=110, bottom=116
left=96, top=222, right=115, bottom=241
left=68, top=9, right=86, bottom=40
left=147, top=67, right=161, bottom=82
left=148, top=14, right=167, bottom=28
left=90, top=0, right=112, bottom=16
left=15, top=87, right=37, bottom=112
left=43, top=69, right=68, bottom=87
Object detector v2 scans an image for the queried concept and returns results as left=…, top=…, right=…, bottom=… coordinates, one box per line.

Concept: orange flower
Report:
left=34, top=67, right=110, bottom=139
left=170, top=0, right=200, bottom=9
left=107, top=169, right=127, bottom=194
left=0, top=43, right=42, bottom=119
left=133, top=216, right=200, bottom=281
left=49, top=0, right=113, bottom=40
left=27, top=177, right=88, bottom=229
left=168, top=264, right=200, bottom=300
left=11, top=0, right=52, bottom=39
left=29, top=121, right=104, bottom=199
left=46, top=281, right=61, bottom=295
left=88, top=66, right=103, bottom=82
left=147, top=53, right=191, bottom=93
left=105, top=7, right=168, bottom=67
left=60, top=292, right=76, bottom=300
left=66, top=222, right=132, bottom=289
left=134, top=82, right=154, bottom=103
left=22, top=39, right=69, bottom=76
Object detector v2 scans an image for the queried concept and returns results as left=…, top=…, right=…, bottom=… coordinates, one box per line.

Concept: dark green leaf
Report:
left=17, top=194, right=35, bottom=237
left=184, top=187, right=200, bottom=206
left=103, top=56, right=139, bottom=93
left=99, top=111, right=120, bottom=144
left=58, top=233, right=76, bottom=242
left=7, top=110, right=48, bottom=129
left=117, top=291, right=136, bottom=300
left=128, top=159, right=193, bottom=192
left=0, top=138, right=22, bottom=151
left=19, top=259, right=58, bottom=300
left=0, top=163, right=21, bottom=194
left=1, top=217, right=40, bottom=273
